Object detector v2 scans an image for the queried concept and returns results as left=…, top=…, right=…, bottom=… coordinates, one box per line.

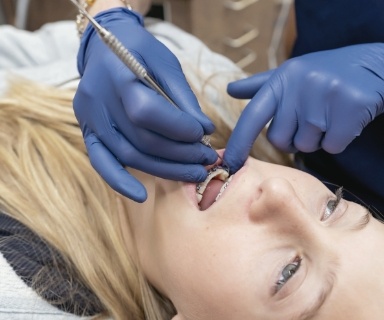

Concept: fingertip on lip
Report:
left=216, top=148, right=225, bottom=158
left=204, top=148, right=226, bottom=171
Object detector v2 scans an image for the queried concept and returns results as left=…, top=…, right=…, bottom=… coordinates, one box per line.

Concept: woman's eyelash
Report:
left=322, top=187, right=344, bottom=221
left=273, top=188, right=343, bottom=294
left=275, top=256, right=302, bottom=292
left=273, top=188, right=343, bottom=293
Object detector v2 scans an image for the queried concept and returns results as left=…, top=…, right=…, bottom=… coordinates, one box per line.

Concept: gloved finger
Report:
left=292, top=121, right=324, bottom=153
left=321, top=93, right=374, bottom=154
left=321, top=110, right=362, bottom=154
left=227, top=69, right=275, bottom=99
left=264, top=88, right=300, bottom=154
left=163, top=77, right=216, bottom=135
left=321, top=130, right=355, bottom=154
left=111, top=115, right=218, bottom=164
left=266, top=117, right=298, bottom=154
left=133, top=130, right=218, bottom=165
left=85, top=134, right=148, bottom=202
left=98, top=126, right=210, bottom=183
left=224, top=84, right=277, bottom=173
left=123, top=150, right=209, bottom=183
left=142, top=47, right=215, bottom=134
left=119, top=81, right=207, bottom=142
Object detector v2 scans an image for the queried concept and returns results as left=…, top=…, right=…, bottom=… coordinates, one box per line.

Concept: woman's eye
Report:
left=322, top=187, right=344, bottom=221
left=325, top=199, right=338, bottom=215
left=275, top=257, right=302, bottom=292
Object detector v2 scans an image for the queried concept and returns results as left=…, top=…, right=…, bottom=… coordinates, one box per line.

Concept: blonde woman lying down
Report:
left=1, top=77, right=384, bottom=320
left=0, top=17, right=287, bottom=319
left=1, top=15, right=383, bottom=320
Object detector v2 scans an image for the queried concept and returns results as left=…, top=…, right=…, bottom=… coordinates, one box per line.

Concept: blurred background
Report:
left=0, top=0, right=295, bottom=74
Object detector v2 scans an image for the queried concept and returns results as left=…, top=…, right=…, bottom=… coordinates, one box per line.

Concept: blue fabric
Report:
left=292, top=0, right=384, bottom=213
left=292, top=0, right=384, bottom=57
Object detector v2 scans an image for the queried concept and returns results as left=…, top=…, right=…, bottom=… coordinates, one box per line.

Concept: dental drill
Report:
left=68, top=0, right=229, bottom=171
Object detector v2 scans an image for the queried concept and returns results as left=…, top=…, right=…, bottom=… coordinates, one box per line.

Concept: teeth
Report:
left=196, top=166, right=230, bottom=203
left=215, top=175, right=233, bottom=202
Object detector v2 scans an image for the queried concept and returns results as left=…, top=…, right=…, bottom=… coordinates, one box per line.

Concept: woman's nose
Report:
left=249, top=178, right=316, bottom=235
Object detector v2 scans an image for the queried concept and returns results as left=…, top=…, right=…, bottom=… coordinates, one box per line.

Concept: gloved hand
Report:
left=75, top=8, right=217, bottom=202
left=224, top=43, right=384, bottom=173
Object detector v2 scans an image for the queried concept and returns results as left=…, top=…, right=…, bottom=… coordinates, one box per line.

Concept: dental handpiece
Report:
left=68, top=0, right=229, bottom=171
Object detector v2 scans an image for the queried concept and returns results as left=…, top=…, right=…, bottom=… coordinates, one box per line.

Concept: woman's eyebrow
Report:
left=294, top=266, right=337, bottom=320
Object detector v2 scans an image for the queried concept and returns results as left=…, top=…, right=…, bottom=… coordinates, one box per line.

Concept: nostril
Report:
left=249, top=178, right=295, bottom=221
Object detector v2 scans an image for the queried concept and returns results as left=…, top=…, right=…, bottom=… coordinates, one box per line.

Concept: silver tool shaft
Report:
left=68, top=0, right=229, bottom=171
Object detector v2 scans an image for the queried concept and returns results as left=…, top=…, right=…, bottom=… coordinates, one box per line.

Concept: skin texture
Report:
left=124, top=153, right=384, bottom=320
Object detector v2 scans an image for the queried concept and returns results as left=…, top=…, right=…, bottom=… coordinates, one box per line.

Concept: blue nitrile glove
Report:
left=75, top=8, right=217, bottom=202
left=224, top=43, right=384, bottom=173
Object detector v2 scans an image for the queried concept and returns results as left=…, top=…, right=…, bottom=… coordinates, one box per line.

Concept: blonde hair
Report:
left=0, top=74, right=291, bottom=319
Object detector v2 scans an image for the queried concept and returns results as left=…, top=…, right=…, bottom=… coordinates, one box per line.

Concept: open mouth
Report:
left=196, top=166, right=232, bottom=210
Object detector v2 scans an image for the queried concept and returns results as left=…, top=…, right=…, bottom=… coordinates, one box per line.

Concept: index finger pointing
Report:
left=224, top=84, right=277, bottom=173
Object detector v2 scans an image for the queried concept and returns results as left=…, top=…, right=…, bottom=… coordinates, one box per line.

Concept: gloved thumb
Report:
left=227, top=69, right=275, bottom=99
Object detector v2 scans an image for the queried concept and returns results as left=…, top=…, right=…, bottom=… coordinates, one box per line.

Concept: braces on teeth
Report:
left=196, top=166, right=231, bottom=204
left=214, top=175, right=233, bottom=202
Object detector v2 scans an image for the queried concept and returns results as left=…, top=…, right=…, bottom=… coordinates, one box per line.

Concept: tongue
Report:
left=199, top=179, right=225, bottom=210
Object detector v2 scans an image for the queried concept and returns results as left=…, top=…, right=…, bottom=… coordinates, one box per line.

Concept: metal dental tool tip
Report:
left=200, top=136, right=229, bottom=172
left=68, top=0, right=229, bottom=173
